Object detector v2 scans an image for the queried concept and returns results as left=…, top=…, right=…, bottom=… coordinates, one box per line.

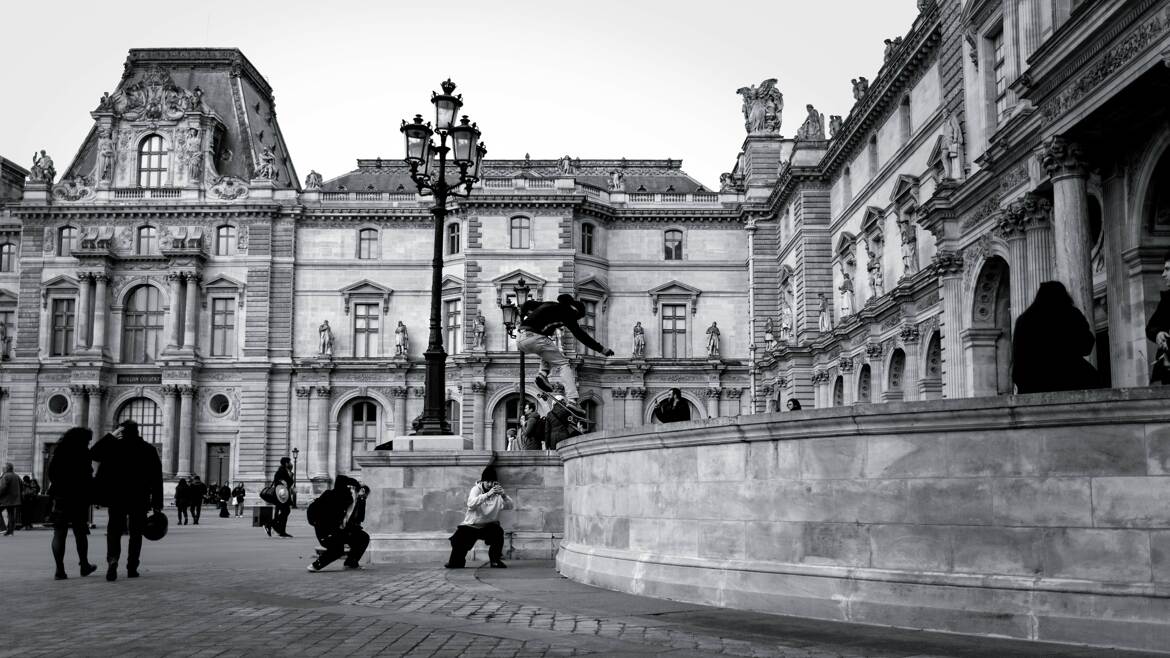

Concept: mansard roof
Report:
left=319, top=158, right=707, bottom=194
left=63, top=48, right=299, bottom=189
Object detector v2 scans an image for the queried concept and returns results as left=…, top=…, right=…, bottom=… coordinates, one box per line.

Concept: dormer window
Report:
left=138, top=134, right=168, bottom=188
left=136, top=226, right=159, bottom=255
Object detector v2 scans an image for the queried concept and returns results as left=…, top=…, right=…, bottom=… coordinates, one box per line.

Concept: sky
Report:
left=0, top=0, right=920, bottom=189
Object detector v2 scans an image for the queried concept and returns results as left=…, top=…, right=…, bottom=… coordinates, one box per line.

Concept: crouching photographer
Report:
left=305, top=475, right=369, bottom=572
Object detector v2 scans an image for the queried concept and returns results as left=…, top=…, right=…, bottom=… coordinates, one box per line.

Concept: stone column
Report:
left=470, top=382, right=486, bottom=449
left=91, top=274, right=109, bottom=354
left=838, top=361, right=855, bottom=405
left=85, top=386, right=104, bottom=432
left=704, top=388, right=720, bottom=419
left=628, top=388, right=646, bottom=427
left=998, top=207, right=1029, bottom=328
left=900, top=326, right=921, bottom=402
left=609, top=388, right=628, bottom=429
left=292, top=386, right=311, bottom=473
left=1021, top=194, right=1055, bottom=302
left=1042, top=137, right=1093, bottom=317
left=725, top=388, right=744, bottom=416
left=75, top=274, right=91, bottom=351
left=182, top=273, right=201, bottom=350
left=933, top=251, right=967, bottom=398
left=165, top=272, right=183, bottom=350
left=391, top=386, right=408, bottom=438
left=69, top=385, right=88, bottom=427
left=311, top=386, right=331, bottom=481
left=160, top=385, right=178, bottom=477
left=176, top=385, right=196, bottom=478
left=866, top=344, right=885, bottom=401
left=1017, top=0, right=1044, bottom=61
left=961, top=328, right=1004, bottom=396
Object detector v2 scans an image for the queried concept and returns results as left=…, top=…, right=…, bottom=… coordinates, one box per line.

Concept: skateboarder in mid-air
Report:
left=518, top=294, right=614, bottom=416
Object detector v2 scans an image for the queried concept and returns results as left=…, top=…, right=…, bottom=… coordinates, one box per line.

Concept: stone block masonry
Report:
left=556, top=387, right=1170, bottom=654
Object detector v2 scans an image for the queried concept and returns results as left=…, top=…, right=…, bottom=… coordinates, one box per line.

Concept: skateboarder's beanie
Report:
left=481, top=466, right=498, bottom=483
left=556, top=294, right=586, bottom=318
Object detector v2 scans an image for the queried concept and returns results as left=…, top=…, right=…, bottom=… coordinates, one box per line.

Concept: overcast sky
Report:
left=1, top=0, right=919, bottom=189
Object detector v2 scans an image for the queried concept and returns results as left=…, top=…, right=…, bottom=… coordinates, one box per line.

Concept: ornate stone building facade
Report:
left=0, top=49, right=750, bottom=490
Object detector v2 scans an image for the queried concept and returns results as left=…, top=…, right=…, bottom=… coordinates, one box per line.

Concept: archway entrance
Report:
left=966, top=256, right=1012, bottom=396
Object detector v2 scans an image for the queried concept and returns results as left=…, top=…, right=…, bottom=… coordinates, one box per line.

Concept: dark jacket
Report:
left=653, top=398, right=692, bottom=423
left=47, top=429, right=92, bottom=503
left=232, top=485, right=246, bottom=501
left=1012, top=290, right=1099, bottom=394
left=174, top=481, right=189, bottom=507
left=519, top=413, right=543, bottom=450
left=314, top=475, right=359, bottom=537
left=0, top=471, right=21, bottom=507
left=188, top=481, right=207, bottom=505
left=218, top=485, right=232, bottom=502
left=519, top=300, right=606, bottom=353
left=345, top=496, right=366, bottom=532
left=273, top=465, right=294, bottom=488
left=90, top=433, right=163, bottom=510
left=1146, top=290, right=1170, bottom=384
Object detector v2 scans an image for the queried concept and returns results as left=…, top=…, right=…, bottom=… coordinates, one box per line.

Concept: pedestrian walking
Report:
left=444, top=465, right=514, bottom=569
left=90, top=420, right=163, bottom=581
left=0, top=462, right=22, bottom=536
left=188, top=476, right=206, bottom=525
left=21, top=475, right=41, bottom=529
left=48, top=427, right=99, bottom=580
left=266, top=457, right=294, bottom=538
left=217, top=483, right=232, bottom=518
left=1012, top=281, right=1101, bottom=394
left=174, top=478, right=190, bottom=525
left=517, top=293, right=614, bottom=414
left=653, top=388, right=692, bottom=423
left=305, top=476, right=369, bottom=572
left=232, top=483, right=246, bottom=517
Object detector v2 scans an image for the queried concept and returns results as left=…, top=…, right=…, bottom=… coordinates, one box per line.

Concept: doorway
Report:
left=206, top=443, right=231, bottom=488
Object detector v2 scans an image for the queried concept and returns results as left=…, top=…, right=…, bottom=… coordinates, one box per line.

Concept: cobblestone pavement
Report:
left=0, top=511, right=1159, bottom=657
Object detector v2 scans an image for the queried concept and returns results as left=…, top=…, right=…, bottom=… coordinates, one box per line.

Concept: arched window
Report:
left=350, top=400, right=377, bottom=469
left=664, top=229, right=683, bottom=260
left=580, top=223, right=595, bottom=256
left=357, top=228, right=378, bottom=259
left=0, top=243, right=15, bottom=272
left=833, top=376, right=844, bottom=407
left=888, top=348, right=906, bottom=398
left=446, top=400, right=460, bottom=435
left=857, top=364, right=872, bottom=403
left=215, top=225, right=236, bottom=256
left=58, top=226, right=78, bottom=257
left=136, top=226, right=158, bottom=255
left=117, top=397, right=161, bottom=446
left=138, top=134, right=168, bottom=188
left=447, top=223, right=461, bottom=255
left=510, top=217, right=531, bottom=249
left=122, top=285, right=164, bottom=363
left=923, top=331, right=943, bottom=400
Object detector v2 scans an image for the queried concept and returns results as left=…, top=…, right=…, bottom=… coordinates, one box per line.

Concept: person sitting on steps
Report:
left=518, top=293, right=614, bottom=414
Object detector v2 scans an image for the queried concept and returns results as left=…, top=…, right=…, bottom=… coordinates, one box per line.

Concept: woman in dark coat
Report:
left=218, top=483, right=232, bottom=518
left=174, top=478, right=190, bottom=525
left=48, top=427, right=98, bottom=580
left=1012, top=281, right=1101, bottom=394
left=652, top=388, right=692, bottom=423
left=1145, top=251, right=1170, bottom=384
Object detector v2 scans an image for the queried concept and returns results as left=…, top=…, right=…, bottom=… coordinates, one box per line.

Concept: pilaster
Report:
left=933, top=250, right=966, bottom=398
left=1042, top=136, right=1093, bottom=317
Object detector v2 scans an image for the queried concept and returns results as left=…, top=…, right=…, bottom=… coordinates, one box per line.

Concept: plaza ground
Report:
left=0, top=510, right=1160, bottom=658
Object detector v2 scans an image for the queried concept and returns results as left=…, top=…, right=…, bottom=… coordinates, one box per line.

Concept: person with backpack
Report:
left=305, top=475, right=368, bottom=572
left=444, top=465, right=514, bottom=569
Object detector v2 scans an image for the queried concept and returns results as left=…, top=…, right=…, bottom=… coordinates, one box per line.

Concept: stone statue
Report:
left=719, top=172, right=743, bottom=193
left=97, top=91, right=112, bottom=111
left=829, top=115, right=844, bottom=138
left=97, top=129, right=115, bottom=183
left=868, top=258, right=885, bottom=298
left=254, top=145, right=277, bottom=180
left=817, top=293, right=832, bottom=332
left=851, top=77, right=869, bottom=101
left=705, top=322, right=721, bottom=358
left=763, top=318, right=776, bottom=350
left=942, top=111, right=965, bottom=180
left=558, top=155, right=573, bottom=174
left=318, top=320, right=334, bottom=356
left=884, top=37, right=904, bottom=62
left=305, top=170, right=323, bottom=190
left=395, top=321, right=409, bottom=356
left=736, top=78, right=783, bottom=134
left=609, top=170, right=625, bottom=191
left=470, top=311, right=486, bottom=349
left=898, top=215, right=920, bottom=274
left=632, top=321, right=646, bottom=358
left=780, top=305, right=793, bottom=342
left=795, top=105, right=825, bottom=141
left=184, top=128, right=203, bottom=183
left=30, top=150, right=56, bottom=183
left=839, top=270, right=855, bottom=317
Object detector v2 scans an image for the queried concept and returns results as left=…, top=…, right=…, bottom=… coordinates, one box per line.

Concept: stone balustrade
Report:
left=556, top=387, right=1170, bottom=654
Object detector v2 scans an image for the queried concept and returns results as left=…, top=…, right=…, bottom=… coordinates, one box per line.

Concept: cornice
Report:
left=12, top=204, right=284, bottom=221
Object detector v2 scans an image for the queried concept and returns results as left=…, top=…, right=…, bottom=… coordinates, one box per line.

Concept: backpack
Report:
left=305, top=496, right=323, bottom=527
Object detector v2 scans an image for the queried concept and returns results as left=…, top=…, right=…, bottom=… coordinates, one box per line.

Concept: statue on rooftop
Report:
left=829, top=115, right=844, bottom=138
left=254, top=146, right=278, bottom=180
left=29, top=151, right=55, bottom=184
left=609, top=170, right=625, bottom=192
left=851, top=77, right=869, bottom=101
left=305, top=170, right=323, bottom=190
left=795, top=105, right=825, bottom=141
left=736, top=78, right=783, bottom=134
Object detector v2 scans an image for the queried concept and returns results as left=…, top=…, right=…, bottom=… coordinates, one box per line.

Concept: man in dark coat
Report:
left=519, top=403, right=544, bottom=450
left=90, top=421, right=163, bottom=581
left=48, top=427, right=98, bottom=579
left=517, top=294, right=614, bottom=410
left=1146, top=251, right=1170, bottom=384
left=267, top=457, right=294, bottom=538
left=188, top=476, right=207, bottom=525
left=1012, top=281, right=1100, bottom=393
left=653, top=388, right=692, bottom=423
left=306, top=475, right=369, bottom=572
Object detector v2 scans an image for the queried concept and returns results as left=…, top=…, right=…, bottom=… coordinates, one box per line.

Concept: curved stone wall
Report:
left=556, top=388, right=1170, bottom=653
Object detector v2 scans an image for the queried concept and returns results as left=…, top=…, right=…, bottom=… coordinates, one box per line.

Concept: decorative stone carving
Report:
left=883, top=37, right=904, bottom=62
left=318, top=320, right=334, bottom=356
left=469, top=311, right=487, bottom=350
left=900, top=324, right=921, bottom=344
left=389, top=386, right=407, bottom=399
left=395, top=321, right=409, bottom=356
left=736, top=78, right=783, bottom=134
left=705, top=322, right=721, bottom=358
left=763, top=317, right=776, bottom=351
left=610, top=387, right=628, bottom=399
left=897, top=213, right=920, bottom=274
left=97, top=128, right=115, bottom=183
left=295, top=386, right=311, bottom=398
left=608, top=170, right=625, bottom=191
left=1041, top=136, right=1088, bottom=179
left=725, top=388, right=743, bottom=399
left=629, top=388, right=646, bottom=399
left=29, top=150, right=56, bottom=183
left=932, top=250, right=965, bottom=275
left=254, top=146, right=278, bottom=181
left=209, top=176, right=249, bottom=201
left=632, top=322, right=645, bottom=358
left=795, top=105, right=825, bottom=141
left=109, top=65, right=203, bottom=121
left=865, top=233, right=885, bottom=298
left=52, top=176, right=95, bottom=202
left=811, top=369, right=829, bottom=384
left=866, top=342, right=884, bottom=359
left=316, top=386, right=331, bottom=398
left=829, top=115, right=843, bottom=137
left=719, top=172, right=743, bottom=192
left=557, top=155, right=574, bottom=174
left=942, top=111, right=965, bottom=180
left=705, top=388, right=721, bottom=400
left=851, top=77, right=869, bottom=101
left=839, top=356, right=855, bottom=373
left=305, top=170, right=323, bottom=190
left=839, top=268, right=855, bottom=318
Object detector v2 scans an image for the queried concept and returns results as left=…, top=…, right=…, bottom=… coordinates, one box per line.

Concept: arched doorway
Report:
left=832, top=376, right=844, bottom=406
left=887, top=348, right=906, bottom=401
left=341, top=397, right=383, bottom=471
left=923, top=331, right=943, bottom=400
left=857, top=364, right=872, bottom=403
left=968, top=256, right=1012, bottom=396
left=491, top=393, right=539, bottom=451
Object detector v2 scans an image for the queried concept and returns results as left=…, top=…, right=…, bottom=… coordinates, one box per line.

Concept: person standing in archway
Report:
left=653, top=388, right=692, bottom=423
left=1012, top=281, right=1100, bottom=393
left=1146, top=251, right=1170, bottom=384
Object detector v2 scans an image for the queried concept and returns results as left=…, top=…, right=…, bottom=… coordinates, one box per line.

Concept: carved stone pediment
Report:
left=890, top=174, right=920, bottom=207
left=209, top=176, right=249, bottom=201
left=340, top=279, right=394, bottom=314
left=106, top=65, right=205, bottom=122
left=576, top=274, right=610, bottom=311
left=52, top=176, right=96, bottom=202
left=41, top=275, right=79, bottom=309
left=492, top=269, right=547, bottom=307
left=202, top=274, right=246, bottom=308
left=648, top=280, right=703, bottom=315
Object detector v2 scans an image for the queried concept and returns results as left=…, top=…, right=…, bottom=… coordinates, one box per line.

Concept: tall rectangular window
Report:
left=50, top=298, right=75, bottom=356
left=661, top=303, right=686, bottom=358
left=580, top=223, right=595, bottom=255
left=580, top=300, right=597, bottom=354
left=215, top=225, right=236, bottom=256
left=0, top=309, right=13, bottom=357
left=210, top=298, right=235, bottom=357
left=447, top=223, right=461, bottom=255
left=354, top=302, right=379, bottom=357
left=445, top=299, right=462, bottom=354
left=664, top=229, right=683, bottom=260
left=358, top=229, right=378, bottom=260
left=510, top=217, right=531, bottom=249
left=992, top=27, right=1008, bottom=123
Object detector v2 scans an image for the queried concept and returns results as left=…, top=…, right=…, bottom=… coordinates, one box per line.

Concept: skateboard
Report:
left=536, top=391, right=593, bottom=427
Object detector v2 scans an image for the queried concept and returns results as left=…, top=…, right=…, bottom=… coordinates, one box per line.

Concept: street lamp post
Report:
left=290, top=447, right=299, bottom=507
left=499, top=279, right=532, bottom=423
left=401, top=80, right=487, bottom=435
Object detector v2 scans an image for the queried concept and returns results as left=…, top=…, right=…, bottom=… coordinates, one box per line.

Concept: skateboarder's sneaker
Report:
left=535, top=373, right=554, bottom=393
left=555, top=395, right=586, bottom=419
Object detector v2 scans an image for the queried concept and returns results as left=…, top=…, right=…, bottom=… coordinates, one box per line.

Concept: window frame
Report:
left=137, top=134, right=168, bottom=188
left=50, top=297, right=76, bottom=357
left=580, top=222, right=595, bottom=256
left=510, top=216, right=531, bottom=249
left=0, top=243, right=15, bottom=272
left=121, top=285, right=165, bottom=364
left=447, top=222, right=461, bottom=255
left=136, top=225, right=159, bottom=256
left=350, top=400, right=378, bottom=469
left=215, top=225, right=237, bottom=257
left=353, top=301, right=380, bottom=358
left=209, top=296, right=236, bottom=358
left=57, top=226, right=78, bottom=257
left=117, top=397, right=162, bottom=446
left=357, top=228, right=379, bottom=260
left=661, top=302, right=687, bottom=359
left=445, top=298, right=462, bottom=355
left=663, top=228, right=684, bottom=261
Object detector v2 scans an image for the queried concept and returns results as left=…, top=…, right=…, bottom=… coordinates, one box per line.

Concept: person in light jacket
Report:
left=444, top=465, right=514, bottom=569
